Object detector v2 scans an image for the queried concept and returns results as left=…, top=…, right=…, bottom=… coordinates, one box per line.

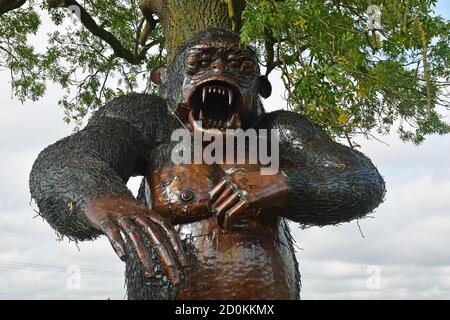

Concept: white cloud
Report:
left=0, top=81, right=126, bottom=299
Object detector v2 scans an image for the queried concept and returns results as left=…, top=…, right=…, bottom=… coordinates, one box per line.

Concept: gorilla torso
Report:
left=125, top=118, right=300, bottom=299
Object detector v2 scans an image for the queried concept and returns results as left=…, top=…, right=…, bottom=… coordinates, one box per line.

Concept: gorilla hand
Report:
left=84, top=196, right=188, bottom=284
left=208, top=171, right=288, bottom=230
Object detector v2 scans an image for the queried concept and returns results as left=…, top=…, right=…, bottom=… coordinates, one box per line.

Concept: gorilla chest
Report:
left=143, top=163, right=299, bottom=300
left=142, top=140, right=298, bottom=300
left=145, top=161, right=261, bottom=224
left=145, top=163, right=219, bottom=223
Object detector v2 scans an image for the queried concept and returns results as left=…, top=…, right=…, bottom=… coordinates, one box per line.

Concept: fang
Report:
left=228, top=89, right=233, bottom=106
left=202, top=88, right=207, bottom=103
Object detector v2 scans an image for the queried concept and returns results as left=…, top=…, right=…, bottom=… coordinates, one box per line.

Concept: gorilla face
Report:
left=153, top=28, right=271, bottom=133
left=182, top=41, right=260, bottom=131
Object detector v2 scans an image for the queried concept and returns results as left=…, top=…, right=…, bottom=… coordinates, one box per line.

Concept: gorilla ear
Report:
left=257, top=75, right=272, bottom=98
left=150, top=65, right=167, bottom=85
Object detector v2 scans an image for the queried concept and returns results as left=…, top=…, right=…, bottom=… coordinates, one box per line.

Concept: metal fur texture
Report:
left=255, top=110, right=386, bottom=227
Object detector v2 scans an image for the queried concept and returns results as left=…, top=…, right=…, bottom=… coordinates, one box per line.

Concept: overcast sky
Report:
left=0, top=2, right=449, bottom=299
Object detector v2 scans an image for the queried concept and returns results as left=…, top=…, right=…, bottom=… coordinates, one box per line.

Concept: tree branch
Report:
left=48, top=0, right=150, bottom=64
left=0, top=0, right=27, bottom=15
left=263, top=29, right=276, bottom=76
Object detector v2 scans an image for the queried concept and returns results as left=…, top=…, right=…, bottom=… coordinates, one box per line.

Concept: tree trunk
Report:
left=143, top=0, right=246, bottom=61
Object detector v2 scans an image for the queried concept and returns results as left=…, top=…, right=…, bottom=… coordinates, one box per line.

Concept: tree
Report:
left=0, top=0, right=448, bottom=144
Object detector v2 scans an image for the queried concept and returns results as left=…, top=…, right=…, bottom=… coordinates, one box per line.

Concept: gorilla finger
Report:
left=146, top=213, right=188, bottom=267
left=224, top=200, right=247, bottom=230
left=212, top=186, right=233, bottom=210
left=134, top=217, right=181, bottom=284
left=116, top=218, right=155, bottom=278
left=214, top=192, right=240, bottom=216
left=101, top=221, right=127, bottom=261
left=208, top=179, right=228, bottom=201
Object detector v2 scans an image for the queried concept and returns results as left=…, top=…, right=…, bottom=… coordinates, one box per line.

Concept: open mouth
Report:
left=187, top=81, right=243, bottom=131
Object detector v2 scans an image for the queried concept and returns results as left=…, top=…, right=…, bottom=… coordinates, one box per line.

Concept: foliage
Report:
left=0, top=0, right=449, bottom=143
left=241, top=0, right=450, bottom=144
left=1, top=0, right=165, bottom=125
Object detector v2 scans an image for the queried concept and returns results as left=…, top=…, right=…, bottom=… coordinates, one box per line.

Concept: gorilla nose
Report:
left=212, top=61, right=225, bottom=72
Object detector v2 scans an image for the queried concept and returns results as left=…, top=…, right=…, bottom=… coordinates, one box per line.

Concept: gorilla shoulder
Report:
left=88, top=93, right=170, bottom=126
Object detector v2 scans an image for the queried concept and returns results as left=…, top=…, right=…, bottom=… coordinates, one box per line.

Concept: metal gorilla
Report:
left=29, top=28, right=386, bottom=299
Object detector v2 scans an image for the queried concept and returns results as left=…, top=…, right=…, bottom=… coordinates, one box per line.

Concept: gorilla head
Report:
left=152, top=28, right=271, bottom=132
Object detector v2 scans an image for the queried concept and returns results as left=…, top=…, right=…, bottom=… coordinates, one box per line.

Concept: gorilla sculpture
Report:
left=29, top=28, right=385, bottom=299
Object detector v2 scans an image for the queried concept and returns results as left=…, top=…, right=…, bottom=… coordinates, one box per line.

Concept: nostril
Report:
left=212, top=62, right=225, bottom=71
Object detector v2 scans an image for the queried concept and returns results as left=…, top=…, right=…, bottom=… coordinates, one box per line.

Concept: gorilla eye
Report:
left=186, top=55, right=197, bottom=67
left=198, top=59, right=210, bottom=68
left=229, top=59, right=241, bottom=68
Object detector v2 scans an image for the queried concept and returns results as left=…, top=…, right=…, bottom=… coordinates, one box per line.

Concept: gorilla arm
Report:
left=29, top=93, right=186, bottom=283
left=210, top=110, right=386, bottom=228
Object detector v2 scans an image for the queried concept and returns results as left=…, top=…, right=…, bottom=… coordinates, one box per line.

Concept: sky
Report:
left=0, top=2, right=449, bottom=299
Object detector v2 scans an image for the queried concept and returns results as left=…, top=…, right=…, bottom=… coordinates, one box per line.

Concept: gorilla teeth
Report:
left=195, top=113, right=241, bottom=130
left=226, top=114, right=240, bottom=129
left=202, top=88, right=207, bottom=103
left=228, top=89, right=233, bottom=106
left=201, top=85, right=234, bottom=106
